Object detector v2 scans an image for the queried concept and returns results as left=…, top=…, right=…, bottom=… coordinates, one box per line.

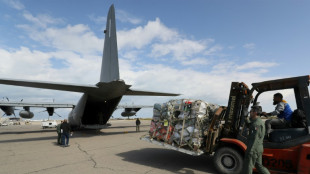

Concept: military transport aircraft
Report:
left=0, top=5, right=179, bottom=129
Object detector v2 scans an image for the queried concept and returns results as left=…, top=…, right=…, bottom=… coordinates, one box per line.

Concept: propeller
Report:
left=37, top=110, right=62, bottom=117
left=53, top=112, right=62, bottom=117
left=38, top=109, right=47, bottom=113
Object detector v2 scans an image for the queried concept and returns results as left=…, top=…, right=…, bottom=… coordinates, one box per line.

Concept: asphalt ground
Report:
left=0, top=120, right=217, bottom=174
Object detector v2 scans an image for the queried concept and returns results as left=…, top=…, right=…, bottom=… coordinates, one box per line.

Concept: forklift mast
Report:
left=222, top=82, right=252, bottom=138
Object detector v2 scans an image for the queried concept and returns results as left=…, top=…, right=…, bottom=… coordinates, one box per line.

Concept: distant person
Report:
left=56, top=120, right=63, bottom=145
left=136, top=118, right=141, bottom=132
left=262, top=93, right=293, bottom=137
left=242, top=105, right=270, bottom=174
left=60, top=119, right=72, bottom=147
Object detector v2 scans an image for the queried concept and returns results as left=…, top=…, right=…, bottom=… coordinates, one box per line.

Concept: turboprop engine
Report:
left=121, top=110, right=136, bottom=117
left=19, top=110, right=34, bottom=119
left=121, top=108, right=141, bottom=117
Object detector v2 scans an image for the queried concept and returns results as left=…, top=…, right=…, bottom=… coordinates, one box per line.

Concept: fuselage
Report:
left=68, top=80, right=130, bottom=129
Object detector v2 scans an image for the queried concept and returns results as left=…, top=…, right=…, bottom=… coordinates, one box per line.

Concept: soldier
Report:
left=242, top=105, right=270, bottom=174
left=56, top=120, right=63, bottom=145
left=60, top=119, right=72, bottom=147
left=136, top=118, right=141, bottom=132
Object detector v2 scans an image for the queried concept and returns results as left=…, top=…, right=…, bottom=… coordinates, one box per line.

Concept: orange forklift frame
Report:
left=218, top=75, right=310, bottom=174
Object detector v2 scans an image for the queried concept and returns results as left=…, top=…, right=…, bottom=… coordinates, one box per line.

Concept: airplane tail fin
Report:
left=100, top=4, right=120, bottom=83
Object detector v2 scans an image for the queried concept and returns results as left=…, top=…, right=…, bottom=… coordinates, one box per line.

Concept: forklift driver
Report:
left=262, top=93, right=293, bottom=137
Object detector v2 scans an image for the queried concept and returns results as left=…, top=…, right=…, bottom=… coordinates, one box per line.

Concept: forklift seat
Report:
left=268, top=128, right=308, bottom=143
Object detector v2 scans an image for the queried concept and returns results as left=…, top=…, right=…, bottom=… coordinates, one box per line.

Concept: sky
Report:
left=0, top=0, right=309, bottom=120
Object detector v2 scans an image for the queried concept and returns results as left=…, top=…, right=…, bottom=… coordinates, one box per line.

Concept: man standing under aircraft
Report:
left=136, top=118, right=141, bottom=132
left=242, top=105, right=270, bottom=174
left=262, top=93, right=293, bottom=137
left=60, top=119, right=71, bottom=147
left=56, top=120, right=63, bottom=145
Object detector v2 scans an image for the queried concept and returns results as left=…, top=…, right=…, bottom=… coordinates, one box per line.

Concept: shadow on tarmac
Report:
left=0, top=136, right=57, bottom=143
left=0, top=129, right=56, bottom=135
left=108, top=125, right=149, bottom=129
left=117, top=148, right=217, bottom=174
left=72, top=130, right=145, bottom=137
left=0, top=128, right=144, bottom=143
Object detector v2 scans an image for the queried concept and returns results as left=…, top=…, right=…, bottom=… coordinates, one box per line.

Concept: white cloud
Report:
left=243, top=43, right=255, bottom=49
left=117, top=18, right=220, bottom=66
left=181, top=58, right=209, bottom=66
left=89, top=14, right=106, bottom=24
left=204, top=45, right=223, bottom=55
left=0, top=47, right=51, bottom=78
left=236, top=61, right=277, bottom=70
left=119, top=61, right=279, bottom=106
left=151, top=39, right=206, bottom=61
left=18, top=24, right=103, bottom=55
left=22, top=11, right=64, bottom=28
left=117, top=18, right=178, bottom=50
left=116, top=10, right=142, bottom=25
left=3, top=0, right=24, bottom=10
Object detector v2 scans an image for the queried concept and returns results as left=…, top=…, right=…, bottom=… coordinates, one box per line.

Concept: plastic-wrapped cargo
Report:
left=149, top=99, right=219, bottom=151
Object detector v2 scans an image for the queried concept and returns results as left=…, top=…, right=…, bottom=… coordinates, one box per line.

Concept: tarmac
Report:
left=0, top=119, right=217, bottom=174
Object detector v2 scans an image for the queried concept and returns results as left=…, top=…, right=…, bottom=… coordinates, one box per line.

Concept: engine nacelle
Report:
left=19, top=110, right=34, bottom=119
left=0, top=106, right=15, bottom=116
left=121, top=111, right=136, bottom=117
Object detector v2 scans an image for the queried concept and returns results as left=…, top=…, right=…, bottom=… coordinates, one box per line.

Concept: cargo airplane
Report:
left=0, top=5, right=179, bottom=129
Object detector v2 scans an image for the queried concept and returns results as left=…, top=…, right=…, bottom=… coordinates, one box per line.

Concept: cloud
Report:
left=17, top=24, right=103, bottom=55
left=236, top=61, right=277, bottom=71
left=119, top=61, right=279, bottom=107
left=243, top=43, right=255, bottom=50
left=22, top=11, right=64, bottom=28
left=3, top=0, right=24, bottom=10
left=204, top=45, right=223, bottom=55
left=117, top=18, right=221, bottom=66
left=181, top=58, right=209, bottom=66
left=89, top=14, right=106, bottom=24
left=117, top=18, right=178, bottom=50
left=151, top=39, right=207, bottom=61
left=116, top=10, right=142, bottom=25
left=0, top=47, right=51, bottom=78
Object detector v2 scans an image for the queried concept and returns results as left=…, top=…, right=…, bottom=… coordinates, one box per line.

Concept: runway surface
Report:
left=0, top=120, right=217, bottom=174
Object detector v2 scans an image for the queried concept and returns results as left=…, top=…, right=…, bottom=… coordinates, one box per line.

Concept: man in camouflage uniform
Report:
left=56, top=120, right=63, bottom=145
left=242, top=105, right=270, bottom=174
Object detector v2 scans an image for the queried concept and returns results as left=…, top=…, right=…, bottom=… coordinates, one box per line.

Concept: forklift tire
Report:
left=213, top=147, right=243, bottom=174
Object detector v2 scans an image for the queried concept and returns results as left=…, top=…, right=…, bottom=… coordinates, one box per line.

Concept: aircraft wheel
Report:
left=213, top=147, right=243, bottom=174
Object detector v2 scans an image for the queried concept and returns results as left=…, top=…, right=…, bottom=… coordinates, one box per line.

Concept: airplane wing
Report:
left=125, top=89, right=180, bottom=96
left=0, top=78, right=98, bottom=93
left=0, top=102, right=74, bottom=108
left=117, top=105, right=153, bottom=109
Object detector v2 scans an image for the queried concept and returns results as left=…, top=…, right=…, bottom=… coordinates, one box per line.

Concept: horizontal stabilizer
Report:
left=0, top=78, right=98, bottom=93
left=125, top=89, right=180, bottom=96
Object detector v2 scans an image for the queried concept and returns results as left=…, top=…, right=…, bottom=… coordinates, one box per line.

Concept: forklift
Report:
left=214, top=75, right=310, bottom=174
left=141, top=75, right=310, bottom=174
